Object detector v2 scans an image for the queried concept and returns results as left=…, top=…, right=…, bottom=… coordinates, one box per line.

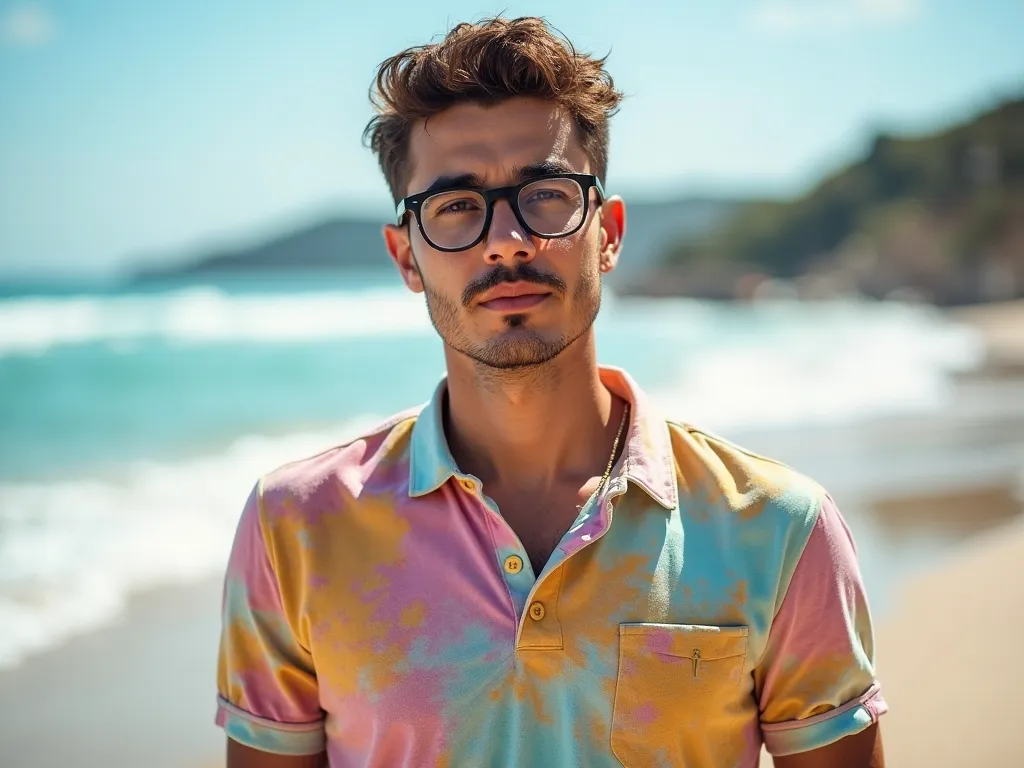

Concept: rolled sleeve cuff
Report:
left=215, top=696, right=326, bottom=756
left=761, top=682, right=888, bottom=756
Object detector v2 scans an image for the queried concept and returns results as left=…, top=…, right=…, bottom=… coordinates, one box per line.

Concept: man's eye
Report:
left=525, top=189, right=565, bottom=203
left=436, top=199, right=480, bottom=215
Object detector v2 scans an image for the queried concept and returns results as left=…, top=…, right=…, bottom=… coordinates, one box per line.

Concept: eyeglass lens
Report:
left=420, top=178, right=585, bottom=250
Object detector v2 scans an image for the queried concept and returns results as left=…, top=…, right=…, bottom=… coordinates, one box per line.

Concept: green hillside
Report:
left=643, top=95, right=1024, bottom=304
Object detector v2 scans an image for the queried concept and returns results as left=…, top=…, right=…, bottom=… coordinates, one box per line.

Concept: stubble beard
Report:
left=419, top=261, right=602, bottom=372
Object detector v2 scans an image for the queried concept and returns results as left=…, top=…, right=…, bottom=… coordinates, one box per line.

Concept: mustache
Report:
left=462, top=264, right=567, bottom=307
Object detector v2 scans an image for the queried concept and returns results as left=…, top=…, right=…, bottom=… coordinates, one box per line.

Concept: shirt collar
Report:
left=407, top=376, right=462, bottom=498
left=408, top=365, right=677, bottom=510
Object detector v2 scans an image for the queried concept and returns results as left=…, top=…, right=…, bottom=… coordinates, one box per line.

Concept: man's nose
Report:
left=481, top=199, right=536, bottom=266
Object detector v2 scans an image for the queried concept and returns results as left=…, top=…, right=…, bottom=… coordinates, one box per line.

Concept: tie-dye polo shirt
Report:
left=216, top=366, right=887, bottom=766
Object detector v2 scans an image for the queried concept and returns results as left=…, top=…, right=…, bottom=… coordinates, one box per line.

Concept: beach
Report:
left=0, top=579, right=225, bottom=768
left=1, top=300, right=1021, bottom=768
left=874, top=514, right=1024, bottom=766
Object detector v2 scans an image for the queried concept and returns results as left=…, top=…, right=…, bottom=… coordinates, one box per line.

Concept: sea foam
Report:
left=0, top=416, right=385, bottom=669
left=0, top=286, right=433, bottom=356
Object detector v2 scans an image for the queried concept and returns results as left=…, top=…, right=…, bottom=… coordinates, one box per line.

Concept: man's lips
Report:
left=476, top=282, right=553, bottom=312
left=478, top=293, right=551, bottom=312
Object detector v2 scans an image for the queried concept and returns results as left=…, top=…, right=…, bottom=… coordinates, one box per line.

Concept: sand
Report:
left=1, top=300, right=1022, bottom=768
left=0, top=579, right=225, bottom=768
left=875, top=516, right=1024, bottom=766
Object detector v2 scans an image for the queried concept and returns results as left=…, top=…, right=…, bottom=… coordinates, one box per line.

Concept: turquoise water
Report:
left=0, top=272, right=982, bottom=667
left=0, top=272, right=694, bottom=479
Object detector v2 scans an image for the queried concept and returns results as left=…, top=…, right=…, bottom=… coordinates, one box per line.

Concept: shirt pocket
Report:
left=610, top=623, right=749, bottom=767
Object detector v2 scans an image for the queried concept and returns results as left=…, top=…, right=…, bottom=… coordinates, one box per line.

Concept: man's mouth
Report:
left=478, top=293, right=551, bottom=312
left=476, top=281, right=553, bottom=312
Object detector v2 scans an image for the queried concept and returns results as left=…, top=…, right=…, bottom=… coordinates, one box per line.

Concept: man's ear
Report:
left=598, top=195, right=625, bottom=274
left=383, top=223, right=425, bottom=293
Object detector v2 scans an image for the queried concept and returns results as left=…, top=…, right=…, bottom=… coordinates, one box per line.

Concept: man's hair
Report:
left=364, top=16, right=623, bottom=204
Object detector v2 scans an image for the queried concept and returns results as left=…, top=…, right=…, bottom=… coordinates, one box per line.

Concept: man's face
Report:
left=383, top=97, right=624, bottom=370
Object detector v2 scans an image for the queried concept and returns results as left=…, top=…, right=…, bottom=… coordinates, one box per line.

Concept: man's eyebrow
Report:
left=418, top=160, right=578, bottom=196
left=421, top=172, right=485, bottom=195
left=515, top=159, right=578, bottom=180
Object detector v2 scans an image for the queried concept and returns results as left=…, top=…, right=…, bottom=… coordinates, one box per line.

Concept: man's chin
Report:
left=469, top=333, right=566, bottom=370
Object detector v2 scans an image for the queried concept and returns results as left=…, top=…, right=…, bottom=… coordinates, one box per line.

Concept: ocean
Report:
left=0, top=271, right=984, bottom=669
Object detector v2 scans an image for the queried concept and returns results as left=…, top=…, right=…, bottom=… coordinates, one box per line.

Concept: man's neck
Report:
left=442, top=335, right=621, bottom=494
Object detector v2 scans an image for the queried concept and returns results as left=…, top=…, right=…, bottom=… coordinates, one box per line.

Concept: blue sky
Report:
left=1, top=1, right=1022, bottom=277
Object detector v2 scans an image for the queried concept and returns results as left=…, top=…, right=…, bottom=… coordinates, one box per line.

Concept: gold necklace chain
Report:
left=595, top=401, right=630, bottom=498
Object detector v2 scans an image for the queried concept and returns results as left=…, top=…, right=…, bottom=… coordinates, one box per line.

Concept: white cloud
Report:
left=1, top=3, right=56, bottom=47
left=750, top=0, right=923, bottom=36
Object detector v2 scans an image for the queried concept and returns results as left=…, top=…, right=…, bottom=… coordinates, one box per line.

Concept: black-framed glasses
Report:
left=396, top=173, right=605, bottom=253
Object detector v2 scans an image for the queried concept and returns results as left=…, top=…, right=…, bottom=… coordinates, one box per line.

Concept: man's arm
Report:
left=215, top=482, right=326, bottom=755
left=774, top=723, right=884, bottom=767
left=227, top=739, right=327, bottom=768
left=757, top=495, right=887, bottom=760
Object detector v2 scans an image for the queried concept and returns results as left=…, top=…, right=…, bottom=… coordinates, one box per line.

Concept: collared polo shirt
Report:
left=216, top=366, right=887, bottom=766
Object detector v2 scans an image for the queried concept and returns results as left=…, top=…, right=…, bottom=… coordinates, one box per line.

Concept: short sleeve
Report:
left=215, top=479, right=325, bottom=755
left=756, top=494, right=888, bottom=756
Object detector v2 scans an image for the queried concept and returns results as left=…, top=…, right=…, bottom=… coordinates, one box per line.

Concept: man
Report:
left=215, top=16, right=886, bottom=768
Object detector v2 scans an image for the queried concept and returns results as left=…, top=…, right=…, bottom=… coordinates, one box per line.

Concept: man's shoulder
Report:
left=258, top=404, right=424, bottom=510
left=663, top=419, right=826, bottom=530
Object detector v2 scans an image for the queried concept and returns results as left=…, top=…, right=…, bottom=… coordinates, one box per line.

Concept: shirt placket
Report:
left=517, top=477, right=629, bottom=651
left=457, top=475, right=538, bottom=620
left=456, top=473, right=628, bottom=651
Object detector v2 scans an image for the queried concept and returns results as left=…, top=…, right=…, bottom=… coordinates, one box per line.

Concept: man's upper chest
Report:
left=286, top=482, right=778, bottom=702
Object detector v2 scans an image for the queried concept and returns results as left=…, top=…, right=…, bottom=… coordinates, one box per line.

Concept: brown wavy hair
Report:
left=364, top=16, right=623, bottom=204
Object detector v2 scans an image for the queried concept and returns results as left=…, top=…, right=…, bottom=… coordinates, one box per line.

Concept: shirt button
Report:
left=528, top=601, right=546, bottom=621
left=459, top=478, right=476, bottom=492
left=503, top=555, right=523, bottom=574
